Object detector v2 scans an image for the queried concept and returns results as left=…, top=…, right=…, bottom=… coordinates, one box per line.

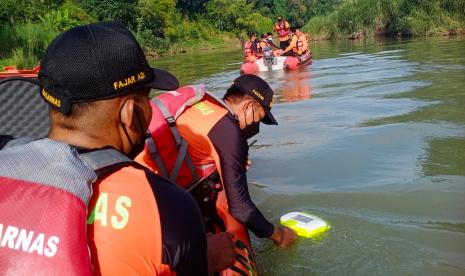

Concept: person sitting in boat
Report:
left=273, top=16, right=291, bottom=50
left=244, top=32, right=261, bottom=62
left=258, top=33, right=279, bottom=52
left=281, top=26, right=309, bottom=59
left=257, top=34, right=277, bottom=65
left=266, top=32, right=280, bottom=49
left=257, top=34, right=270, bottom=55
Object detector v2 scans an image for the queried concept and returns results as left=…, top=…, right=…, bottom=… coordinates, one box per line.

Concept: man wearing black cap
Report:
left=165, top=74, right=297, bottom=249
left=0, top=22, right=208, bottom=275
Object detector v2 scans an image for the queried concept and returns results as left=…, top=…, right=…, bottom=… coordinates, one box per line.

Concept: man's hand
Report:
left=207, top=232, right=236, bottom=275
left=273, top=49, right=283, bottom=56
left=245, top=159, right=252, bottom=171
left=270, top=226, right=297, bottom=248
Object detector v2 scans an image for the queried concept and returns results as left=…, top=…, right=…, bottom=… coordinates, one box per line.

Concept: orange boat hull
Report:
left=0, top=66, right=40, bottom=79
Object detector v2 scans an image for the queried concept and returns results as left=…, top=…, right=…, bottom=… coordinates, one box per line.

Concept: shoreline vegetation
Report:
left=1, top=0, right=464, bottom=69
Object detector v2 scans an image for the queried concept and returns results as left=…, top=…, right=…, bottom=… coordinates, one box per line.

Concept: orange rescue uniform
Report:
left=284, top=33, right=308, bottom=56
left=137, top=95, right=260, bottom=275
left=176, top=96, right=259, bottom=275
left=87, top=165, right=170, bottom=275
left=87, top=162, right=208, bottom=275
left=244, top=40, right=259, bottom=62
left=273, top=21, right=290, bottom=41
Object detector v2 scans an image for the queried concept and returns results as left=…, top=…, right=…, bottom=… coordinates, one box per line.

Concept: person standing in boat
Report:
left=273, top=16, right=291, bottom=50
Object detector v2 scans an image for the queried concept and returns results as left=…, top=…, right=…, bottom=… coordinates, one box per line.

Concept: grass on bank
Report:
left=304, top=0, right=465, bottom=39
left=0, top=19, right=239, bottom=69
left=135, top=17, right=239, bottom=57
left=0, top=22, right=59, bottom=69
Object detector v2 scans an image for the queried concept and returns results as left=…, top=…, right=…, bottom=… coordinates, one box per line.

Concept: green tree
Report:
left=287, top=0, right=309, bottom=26
left=75, top=0, right=138, bottom=28
left=272, top=0, right=288, bottom=20
left=137, top=0, right=176, bottom=37
left=254, top=0, right=273, bottom=16
left=39, top=9, right=81, bottom=31
left=309, top=0, right=341, bottom=16
left=206, top=0, right=272, bottom=35
left=176, top=0, right=208, bottom=16
left=0, top=0, right=63, bottom=25
left=270, top=0, right=313, bottom=27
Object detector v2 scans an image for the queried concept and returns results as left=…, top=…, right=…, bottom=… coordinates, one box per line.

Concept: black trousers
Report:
left=279, top=39, right=290, bottom=50
left=282, top=51, right=298, bottom=57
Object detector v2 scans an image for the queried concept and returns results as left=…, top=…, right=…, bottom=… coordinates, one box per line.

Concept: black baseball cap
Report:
left=39, top=21, right=179, bottom=115
left=277, top=16, right=283, bottom=21
left=233, top=74, right=277, bottom=125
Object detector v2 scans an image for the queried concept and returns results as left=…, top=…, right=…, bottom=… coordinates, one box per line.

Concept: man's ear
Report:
left=243, top=99, right=253, bottom=111
left=119, top=98, right=136, bottom=131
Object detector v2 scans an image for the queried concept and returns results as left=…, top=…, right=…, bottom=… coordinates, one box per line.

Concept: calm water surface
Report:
left=151, top=37, right=465, bottom=275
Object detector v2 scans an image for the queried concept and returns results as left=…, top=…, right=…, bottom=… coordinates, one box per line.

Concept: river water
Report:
left=150, top=37, right=465, bottom=275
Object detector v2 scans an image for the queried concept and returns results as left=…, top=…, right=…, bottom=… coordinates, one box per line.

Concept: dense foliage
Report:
left=0, top=0, right=464, bottom=68
left=304, top=0, right=465, bottom=39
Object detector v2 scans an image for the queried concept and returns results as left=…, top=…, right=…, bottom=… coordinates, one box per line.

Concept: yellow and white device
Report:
left=280, top=212, right=330, bottom=238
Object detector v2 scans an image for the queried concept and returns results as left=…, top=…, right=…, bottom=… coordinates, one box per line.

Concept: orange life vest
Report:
left=136, top=85, right=216, bottom=188
left=176, top=97, right=258, bottom=275
left=275, top=21, right=290, bottom=39
left=86, top=151, right=173, bottom=275
left=136, top=88, right=258, bottom=276
left=258, top=40, right=268, bottom=53
left=244, top=41, right=259, bottom=57
left=292, top=34, right=308, bottom=55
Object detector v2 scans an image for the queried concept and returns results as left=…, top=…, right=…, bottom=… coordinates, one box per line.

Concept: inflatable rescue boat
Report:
left=240, top=51, right=312, bottom=74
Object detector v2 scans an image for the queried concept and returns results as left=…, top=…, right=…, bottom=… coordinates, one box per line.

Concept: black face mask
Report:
left=125, top=130, right=150, bottom=160
left=121, top=104, right=149, bottom=160
left=241, top=105, right=260, bottom=140
left=242, top=121, right=260, bottom=140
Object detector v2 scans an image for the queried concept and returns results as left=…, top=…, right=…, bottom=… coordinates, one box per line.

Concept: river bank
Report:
left=303, top=0, right=465, bottom=40
left=2, top=0, right=464, bottom=68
